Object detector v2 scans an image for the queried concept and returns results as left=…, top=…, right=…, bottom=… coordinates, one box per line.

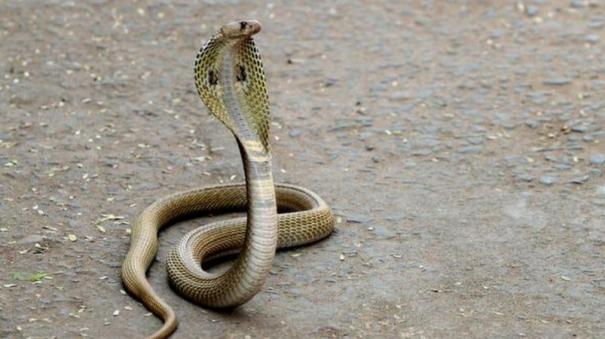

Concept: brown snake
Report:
left=121, top=20, right=335, bottom=338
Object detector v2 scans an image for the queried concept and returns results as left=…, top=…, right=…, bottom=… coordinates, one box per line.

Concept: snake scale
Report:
left=121, top=20, right=335, bottom=338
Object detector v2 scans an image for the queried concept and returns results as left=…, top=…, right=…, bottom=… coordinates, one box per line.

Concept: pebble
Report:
left=467, top=137, right=484, bottom=145
left=347, top=214, right=372, bottom=224
left=389, top=91, right=413, bottom=101
left=539, top=175, right=557, bottom=186
left=527, top=91, right=550, bottom=104
left=518, top=174, right=534, bottom=182
left=588, top=20, right=604, bottom=29
left=413, top=149, right=433, bottom=156
left=288, top=129, right=302, bottom=138
left=371, top=226, right=396, bottom=239
left=590, top=154, right=605, bottom=165
left=571, top=175, right=589, bottom=184
left=457, top=145, right=482, bottom=154
left=570, top=0, right=586, bottom=8
left=571, top=124, right=590, bottom=133
left=398, top=103, right=416, bottom=113
left=525, top=120, right=539, bottom=129
left=584, top=34, right=599, bottom=44
left=526, top=6, right=539, bottom=17
left=542, top=78, right=571, bottom=86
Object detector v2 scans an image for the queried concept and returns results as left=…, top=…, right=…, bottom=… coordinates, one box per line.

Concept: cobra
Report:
left=121, top=20, right=335, bottom=338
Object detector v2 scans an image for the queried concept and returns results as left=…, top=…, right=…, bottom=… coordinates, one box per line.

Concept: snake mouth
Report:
left=220, top=20, right=261, bottom=39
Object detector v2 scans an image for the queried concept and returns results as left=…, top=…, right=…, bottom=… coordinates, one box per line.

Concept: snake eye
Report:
left=240, top=21, right=247, bottom=30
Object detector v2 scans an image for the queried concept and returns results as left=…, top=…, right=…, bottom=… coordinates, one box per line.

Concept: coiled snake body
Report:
left=121, top=20, right=335, bottom=338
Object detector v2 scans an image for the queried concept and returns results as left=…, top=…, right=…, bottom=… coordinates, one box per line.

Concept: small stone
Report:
left=566, top=142, right=584, bottom=150
left=542, top=78, right=571, bottom=86
left=466, top=137, right=484, bottom=145
left=571, top=175, right=589, bottom=184
left=457, top=145, right=482, bottom=154
left=288, top=129, right=302, bottom=138
left=518, top=174, right=534, bottom=182
left=539, top=175, right=556, bottom=186
left=588, top=20, right=604, bottom=29
left=389, top=91, right=413, bottom=101
left=526, top=6, right=539, bottom=17
left=584, top=34, right=599, bottom=44
left=347, top=214, right=372, bottom=224
left=412, top=149, right=433, bottom=156
left=590, top=154, right=605, bottom=165
left=589, top=168, right=602, bottom=176
left=570, top=0, right=586, bottom=8
left=373, top=226, right=397, bottom=239
left=67, top=234, right=77, bottom=242
left=571, top=124, right=589, bottom=133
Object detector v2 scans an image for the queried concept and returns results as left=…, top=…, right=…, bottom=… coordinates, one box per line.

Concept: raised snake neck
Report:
left=120, top=20, right=335, bottom=339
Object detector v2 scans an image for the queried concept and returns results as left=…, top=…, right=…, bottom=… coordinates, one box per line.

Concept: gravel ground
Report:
left=1, top=1, right=604, bottom=338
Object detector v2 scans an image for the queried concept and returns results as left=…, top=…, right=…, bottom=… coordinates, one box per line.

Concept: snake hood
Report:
left=194, top=19, right=271, bottom=151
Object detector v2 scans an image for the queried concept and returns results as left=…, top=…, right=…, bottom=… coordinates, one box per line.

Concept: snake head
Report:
left=196, top=20, right=271, bottom=152
left=220, top=20, right=261, bottom=39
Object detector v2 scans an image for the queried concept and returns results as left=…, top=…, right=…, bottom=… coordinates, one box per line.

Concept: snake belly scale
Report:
left=120, top=20, right=335, bottom=339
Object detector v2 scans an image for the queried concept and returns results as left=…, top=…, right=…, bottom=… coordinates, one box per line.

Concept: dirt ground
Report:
left=1, top=0, right=604, bottom=338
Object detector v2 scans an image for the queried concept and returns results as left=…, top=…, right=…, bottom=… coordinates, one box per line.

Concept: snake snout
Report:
left=220, top=20, right=261, bottom=38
